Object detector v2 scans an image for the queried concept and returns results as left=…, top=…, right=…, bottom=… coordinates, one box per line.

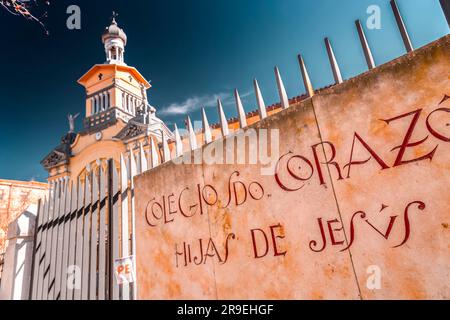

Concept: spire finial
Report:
left=111, top=11, right=118, bottom=24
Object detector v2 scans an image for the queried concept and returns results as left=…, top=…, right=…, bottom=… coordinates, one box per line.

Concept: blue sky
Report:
left=0, top=0, right=448, bottom=182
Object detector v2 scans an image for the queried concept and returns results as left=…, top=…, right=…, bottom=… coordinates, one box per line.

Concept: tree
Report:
left=0, top=0, right=50, bottom=35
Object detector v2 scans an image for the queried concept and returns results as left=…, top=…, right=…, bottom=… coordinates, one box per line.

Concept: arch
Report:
left=70, top=140, right=125, bottom=182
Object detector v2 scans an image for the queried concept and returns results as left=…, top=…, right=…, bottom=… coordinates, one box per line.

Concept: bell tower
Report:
left=77, top=14, right=154, bottom=132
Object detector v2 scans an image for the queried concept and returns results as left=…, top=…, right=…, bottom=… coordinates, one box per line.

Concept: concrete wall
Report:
left=134, top=35, right=450, bottom=300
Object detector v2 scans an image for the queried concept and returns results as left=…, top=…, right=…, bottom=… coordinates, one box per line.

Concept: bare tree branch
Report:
left=0, top=0, right=50, bottom=35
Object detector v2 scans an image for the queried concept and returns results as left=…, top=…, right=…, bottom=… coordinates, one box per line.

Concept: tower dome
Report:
left=102, top=13, right=127, bottom=65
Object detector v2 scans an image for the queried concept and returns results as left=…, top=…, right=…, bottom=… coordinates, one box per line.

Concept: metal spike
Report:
left=355, top=20, right=376, bottom=70
left=217, top=99, right=229, bottom=137
left=324, top=38, right=343, bottom=84
left=274, top=66, right=289, bottom=109
left=162, top=131, right=171, bottom=162
left=139, top=142, right=148, bottom=173
left=150, top=138, right=159, bottom=168
left=253, top=79, right=267, bottom=120
left=174, top=124, right=183, bottom=157
left=390, top=0, right=413, bottom=53
left=202, top=108, right=213, bottom=144
left=234, top=89, right=248, bottom=128
left=441, top=0, right=450, bottom=27
left=297, top=54, right=314, bottom=97
left=187, top=116, right=197, bottom=151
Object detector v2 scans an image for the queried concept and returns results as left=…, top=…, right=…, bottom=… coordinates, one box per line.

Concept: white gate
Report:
left=29, top=154, right=141, bottom=300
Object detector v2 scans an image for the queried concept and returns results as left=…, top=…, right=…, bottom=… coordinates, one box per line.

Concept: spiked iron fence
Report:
left=30, top=154, right=143, bottom=300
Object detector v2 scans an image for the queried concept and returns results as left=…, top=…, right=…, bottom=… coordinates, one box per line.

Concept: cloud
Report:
left=160, top=90, right=253, bottom=116
left=160, top=92, right=230, bottom=116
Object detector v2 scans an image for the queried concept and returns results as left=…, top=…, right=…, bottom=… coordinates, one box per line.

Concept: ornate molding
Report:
left=41, top=150, right=68, bottom=170
left=113, top=122, right=147, bottom=141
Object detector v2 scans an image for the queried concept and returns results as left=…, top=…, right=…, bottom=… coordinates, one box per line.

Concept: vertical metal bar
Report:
left=48, top=179, right=62, bottom=299
left=73, top=177, right=85, bottom=300
left=108, top=159, right=120, bottom=300
left=135, top=150, right=142, bottom=175
left=162, top=133, right=171, bottom=162
left=120, top=155, right=130, bottom=300
left=440, top=0, right=450, bottom=27
left=81, top=172, right=92, bottom=300
left=355, top=19, right=376, bottom=70
left=54, top=177, right=68, bottom=300
left=89, top=169, right=100, bottom=300
left=324, top=37, right=343, bottom=84
left=42, top=181, right=57, bottom=300
left=390, top=0, right=413, bottom=52
left=129, top=151, right=138, bottom=299
left=30, top=198, right=43, bottom=300
left=98, top=165, right=107, bottom=300
left=66, top=180, right=78, bottom=300
left=36, top=196, right=49, bottom=300
left=140, top=142, right=148, bottom=173
left=174, top=125, right=184, bottom=158
left=60, top=181, right=73, bottom=300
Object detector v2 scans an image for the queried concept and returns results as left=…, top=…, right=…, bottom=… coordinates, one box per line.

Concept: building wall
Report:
left=0, top=180, right=48, bottom=255
left=133, top=35, right=450, bottom=299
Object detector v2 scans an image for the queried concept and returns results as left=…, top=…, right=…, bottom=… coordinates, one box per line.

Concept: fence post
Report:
left=30, top=199, right=43, bottom=299
left=0, top=204, right=38, bottom=300
left=108, top=159, right=120, bottom=300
